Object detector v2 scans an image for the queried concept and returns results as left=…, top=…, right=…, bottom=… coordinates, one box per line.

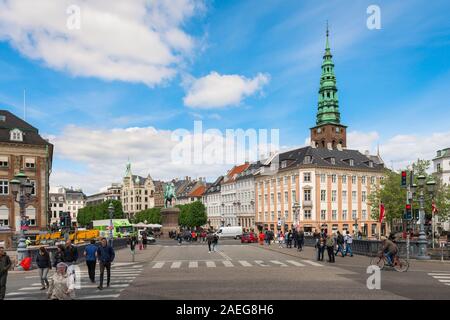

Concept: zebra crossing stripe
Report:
left=78, top=294, right=120, bottom=299
left=286, top=260, right=306, bottom=267
left=171, top=261, right=182, bottom=269
left=18, top=287, right=41, bottom=291
left=222, top=261, right=233, bottom=267
left=303, top=260, right=323, bottom=267
left=438, top=280, right=450, bottom=283
left=189, top=261, right=198, bottom=268
left=428, top=273, right=450, bottom=276
left=206, top=261, right=216, bottom=268
left=254, top=260, right=268, bottom=267
left=433, top=276, right=450, bottom=279
left=270, top=260, right=288, bottom=267
left=153, top=262, right=165, bottom=269
left=238, top=260, right=252, bottom=267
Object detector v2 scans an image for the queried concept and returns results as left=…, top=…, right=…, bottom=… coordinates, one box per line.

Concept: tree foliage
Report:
left=368, top=159, right=450, bottom=226
left=133, top=208, right=162, bottom=224
left=77, top=200, right=124, bottom=227
left=176, top=201, right=207, bottom=228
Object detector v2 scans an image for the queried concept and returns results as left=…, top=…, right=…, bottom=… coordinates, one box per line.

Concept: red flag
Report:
left=432, top=202, right=438, bottom=215
left=379, top=203, right=385, bottom=223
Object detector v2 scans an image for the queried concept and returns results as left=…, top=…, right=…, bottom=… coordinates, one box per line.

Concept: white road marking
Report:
left=218, top=251, right=232, bottom=261
left=189, top=261, right=198, bottom=268
left=6, top=292, right=41, bottom=296
left=79, top=284, right=130, bottom=289
left=438, top=280, right=450, bottom=283
left=153, top=262, right=165, bottom=269
left=132, top=265, right=144, bottom=268
left=433, top=276, right=450, bottom=279
left=254, top=260, right=268, bottom=267
left=270, top=260, right=288, bottom=267
left=79, top=294, right=120, bottom=299
left=25, top=276, right=39, bottom=279
left=18, top=287, right=41, bottom=291
left=238, top=260, right=252, bottom=267
left=286, top=260, right=306, bottom=267
left=303, top=260, right=323, bottom=267
left=428, top=273, right=450, bottom=276
left=171, top=261, right=182, bottom=269
left=222, top=261, right=234, bottom=267
left=206, top=261, right=216, bottom=268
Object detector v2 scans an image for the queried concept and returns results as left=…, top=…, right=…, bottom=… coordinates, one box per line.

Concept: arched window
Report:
left=10, top=128, right=23, bottom=142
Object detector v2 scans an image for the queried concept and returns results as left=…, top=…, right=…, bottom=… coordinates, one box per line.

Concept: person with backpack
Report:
left=326, top=234, right=335, bottom=263
left=335, top=231, right=345, bottom=257
left=344, top=230, right=354, bottom=257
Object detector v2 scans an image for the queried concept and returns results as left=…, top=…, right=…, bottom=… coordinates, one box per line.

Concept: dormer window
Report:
left=330, top=157, right=336, bottom=165
left=369, top=161, right=374, bottom=168
left=303, top=156, right=312, bottom=164
left=10, top=129, right=23, bottom=142
left=349, top=159, right=354, bottom=166
left=281, top=160, right=287, bottom=169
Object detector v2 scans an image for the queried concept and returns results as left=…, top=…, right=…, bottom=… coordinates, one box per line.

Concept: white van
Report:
left=216, top=226, right=243, bottom=239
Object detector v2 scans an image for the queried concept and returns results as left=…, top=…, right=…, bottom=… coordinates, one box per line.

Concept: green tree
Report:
left=368, top=159, right=450, bottom=228
left=133, top=208, right=161, bottom=224
left=189, top=201, right=207, bottom=228
left=77, top=200, right=124, bottom=227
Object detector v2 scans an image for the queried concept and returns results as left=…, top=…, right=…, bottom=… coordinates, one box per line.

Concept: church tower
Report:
left=310, top=24, right=347, bottom=149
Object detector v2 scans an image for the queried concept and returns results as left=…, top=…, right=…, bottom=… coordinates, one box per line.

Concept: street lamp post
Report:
left=108, top=202, right=114, bottom=247
left=411, top=176, right=436, bottom=260
left=292, top=202, right=301, bottom=231
left=10, top=172, right=34, bottom=265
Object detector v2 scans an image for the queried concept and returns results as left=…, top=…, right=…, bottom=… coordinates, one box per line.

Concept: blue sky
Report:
left=0, top=0, right=449, bottom=193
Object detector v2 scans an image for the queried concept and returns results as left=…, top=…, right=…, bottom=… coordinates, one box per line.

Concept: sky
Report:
left=0, top=0, right=449, bottom=194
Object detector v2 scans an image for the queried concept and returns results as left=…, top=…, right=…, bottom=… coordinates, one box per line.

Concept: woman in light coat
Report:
left=47, top=262, right=75, bottom=300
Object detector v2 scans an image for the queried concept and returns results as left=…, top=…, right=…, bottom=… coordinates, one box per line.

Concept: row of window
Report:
left=258, top=209, right=368, bottom=222
left=0, top=156, right=36, bottom=169
left=320, top=190, right=367, bottom=203
left=0, top=180, right=36, bottom=195
left=260, top=174, right=378, bottom=188
left=122, top=189, right=154, bottom=196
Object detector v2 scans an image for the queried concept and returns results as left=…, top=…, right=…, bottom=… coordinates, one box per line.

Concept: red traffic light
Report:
left=406, top=204, right=411, bottom=210
left=402, top=171, right=407, bottom=177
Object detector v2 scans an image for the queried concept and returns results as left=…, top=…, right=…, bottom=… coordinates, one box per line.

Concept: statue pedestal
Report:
left=160, top=208, right=180, bottom=238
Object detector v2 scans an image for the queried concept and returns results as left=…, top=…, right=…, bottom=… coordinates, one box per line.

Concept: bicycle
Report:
left=370, top=252, right=409, bottom=272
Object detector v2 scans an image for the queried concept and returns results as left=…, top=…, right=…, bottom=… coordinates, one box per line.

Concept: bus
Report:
left=92, top=219, right=134, bottom=238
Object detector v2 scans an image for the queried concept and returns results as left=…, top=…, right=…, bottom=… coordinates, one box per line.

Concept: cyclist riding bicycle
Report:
left=379, top=236, right=398, bottom=266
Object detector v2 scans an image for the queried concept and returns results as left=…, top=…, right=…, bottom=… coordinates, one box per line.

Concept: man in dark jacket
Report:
left=297, top=228, right=305, bottom=252
left=64, top=240, right=78, bottom=264
left=335, top=231, right=345, bottom=257
left=97, top=238, right=115, bottom=290
left=293, top=229, right=298, bottom=248
left=0, top=247, right=12, bottom=300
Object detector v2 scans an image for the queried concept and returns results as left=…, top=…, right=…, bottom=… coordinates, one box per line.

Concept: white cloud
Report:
left=48, top=124, right=276, bottom=194
left=0, top=0, right=203, bottom=86
left=347, top=130, right=450, bottom=170
left=183, top=71, right=270, bottom=109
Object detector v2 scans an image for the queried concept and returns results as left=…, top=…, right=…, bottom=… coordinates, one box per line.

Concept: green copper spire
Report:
left=316, top=23, right=341, bottom=126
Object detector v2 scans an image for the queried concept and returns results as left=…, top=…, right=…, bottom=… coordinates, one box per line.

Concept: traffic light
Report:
left=60, top=214, right=65, bottom=227
left=404, top=204, right=412, bottom=220
left=401, top=171, right=407, bottom=188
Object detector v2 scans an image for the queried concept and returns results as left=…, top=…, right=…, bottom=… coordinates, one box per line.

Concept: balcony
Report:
left=303, top=200, right=313, bottom=208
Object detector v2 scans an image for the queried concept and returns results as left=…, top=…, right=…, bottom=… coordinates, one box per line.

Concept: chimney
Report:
left=336, top=144, right=343, bottom=151
left=364, top=150, right=370, bottom=156
left=311, top=140, right=317, bottom=148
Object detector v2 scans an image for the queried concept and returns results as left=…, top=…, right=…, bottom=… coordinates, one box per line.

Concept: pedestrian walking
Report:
left=313, top=229, right=320, bottom=248
left=177, top=232, right=182, bottom=245
left=84, top=240, right=97, bottom=283
left=129, top=235, right=137, bottom=259
left=47, top=262, right=74, bottom=300
left=317, top=234, right=325, bottom=261
left=212, top=233, right=219, bottom=252
left=297, top=228, right=305, bottom=252
left=97, top=238, right=115, bottom=290
left=53, top=245, right=65, bottom=267
left=287, top=230, right=293, bottom=248
left=142, top=231, right=148, bottom=249
left=138, top=232, right=143, bottom=250
left=258, top=232, right=264, bottom=245
left=207, top=232, right=214, bottom=253
left=293, top=229, right=298, bottom=248
left=344, top=230, right=354, bottom=257
left=278, top=231, right=284, bottom=248
left=64, top=240, right=78, bottom=265
left=0, top=246, right=12, bottom=300
left=36, top=246, right=52, bottom=290
left=335, top=231, right=345, bottom=257
left=326, top=234, right=335, bottom=263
